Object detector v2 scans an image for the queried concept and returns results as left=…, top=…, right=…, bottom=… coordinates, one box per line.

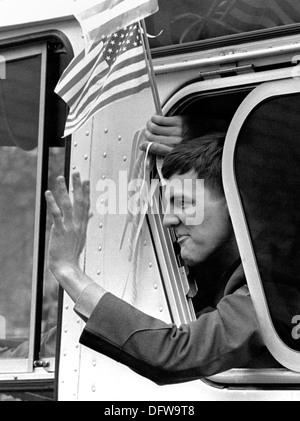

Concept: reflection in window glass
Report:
left=147, top=0, right=300, bottom=49
left=0, top=54, right=41, bottom=359
left=0, top=147, right=37, bottom=358
left=235, top=93, right=300, bottom=352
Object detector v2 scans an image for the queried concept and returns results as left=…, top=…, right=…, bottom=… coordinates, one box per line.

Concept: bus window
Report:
left=146, top=0, right=300, bottom=50
left=0, top=54, right=41, bottom=360
left=0, top=41, right=67, bottom=373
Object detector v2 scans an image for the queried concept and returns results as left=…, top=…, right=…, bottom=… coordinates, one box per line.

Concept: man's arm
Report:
left=79, top=287, right=265, bottom=385
left=45, top=114, right=191, bottom=306
left=45, top=175, right=265, bottom=385
left=45, top=173, right=107, bottom=311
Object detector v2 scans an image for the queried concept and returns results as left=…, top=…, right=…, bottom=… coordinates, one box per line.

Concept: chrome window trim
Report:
left=147, top=187, right=196, bottom=326
left=208, top=369, right=300, bottom=386
left=161, top=66, right=297, bottom=113
left=27, top=43, right=48, bottom=373
left=222, top=78, right=300, bottom=373
left=153, top=34, right=300, bottom=74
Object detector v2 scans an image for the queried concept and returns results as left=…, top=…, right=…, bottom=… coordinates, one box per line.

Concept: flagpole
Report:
left=139, top=19, right=163, bottom=116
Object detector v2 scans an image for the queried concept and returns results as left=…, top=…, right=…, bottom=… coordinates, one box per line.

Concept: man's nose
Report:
left=163, top=213, right=180, bottom=229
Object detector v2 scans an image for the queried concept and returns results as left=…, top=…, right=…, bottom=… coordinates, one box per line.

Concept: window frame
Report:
left=222, top=77, right=300, bottom=373
left=0, top=43, right=47, bottom=375
left=153, top=63, right=300, bottom=388
left=0, top=31, right=72, bottom=390
left=148, top=14, right=300, bottom=59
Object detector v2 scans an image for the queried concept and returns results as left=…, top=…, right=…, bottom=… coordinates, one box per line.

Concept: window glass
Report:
left=235, top=93, right=300, bottom=351
left=146, top=0, right=300, bottom=49
left=0, top=54, right=41, bottom=359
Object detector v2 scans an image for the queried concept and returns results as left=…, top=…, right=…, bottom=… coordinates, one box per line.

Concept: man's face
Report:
left=163, top=170, right=235, bottom=267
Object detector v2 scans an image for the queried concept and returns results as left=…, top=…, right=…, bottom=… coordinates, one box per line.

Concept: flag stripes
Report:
left=55, top=42, right=105, bottom=104
left=75, top=0, right=158, bottom=48
left=65, top=47, right=146, bottom=121
left=66, top=49, right=148, bottom=124
left=55, top=24, right=150, bottom=137
left=66, top=78, right=150, bottom=135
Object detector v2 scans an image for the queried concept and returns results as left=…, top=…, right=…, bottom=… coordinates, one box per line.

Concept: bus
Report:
left=1, top=0, right=300, bottom=401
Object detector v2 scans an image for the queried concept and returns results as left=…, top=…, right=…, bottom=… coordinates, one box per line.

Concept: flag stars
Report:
left=104, top=24, right=143, bottom=66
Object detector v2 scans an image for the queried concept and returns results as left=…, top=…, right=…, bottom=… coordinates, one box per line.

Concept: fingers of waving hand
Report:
left=72, top=172, right=90, bottom=226
left=45, top=190, right=64, bottom=233
left=45, top=173, right=90, bottom=230
left=55, top=175, right=73, bottom=228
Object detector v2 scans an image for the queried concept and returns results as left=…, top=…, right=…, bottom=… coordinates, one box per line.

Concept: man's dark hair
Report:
left=162, top=133, right=226, bottom=197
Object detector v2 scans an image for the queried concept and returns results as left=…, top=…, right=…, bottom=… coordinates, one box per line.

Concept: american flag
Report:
left=55, top=23, right=151, bottom=137
left=75, top=0, right=159, bottom=51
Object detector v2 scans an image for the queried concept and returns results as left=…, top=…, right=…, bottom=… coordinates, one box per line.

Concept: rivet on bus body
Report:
left=72, top=165, right=76, bottom=170
left=65, top=304, right=69, bottom=310
left=118, top=135, right=122, bottom=141
left=149, top=262, right=153, bottom=268
left=154, top=284, right=158, bottom=290
left=97, top=270, right=101, bottom=276
left=77, top=318, right=81, bottom=324
left=86, top=131, right=90, bottom=136
left=84, top=155, right=88, bottom=160
left=92, top=385, right=96, bottom=393
left=63, top=351, right=67, bottom=356
left=103, top=152, right=107, bottom=158
left=104, top=128, right=108, bottom=134
left=123, top=156, right=127, bottom=162
left=102, top=175, right=106, bottom=180
left=64, top=327, right=68, bottom=333
left=93, top=360, right=97, bottom=367
left=99, top=223, right=103, bottom=228
left=143, top=240, right=147, bottom=246
left=159, top=307, right=163, bottom=313
left=74, top=142, right=78, bottom=147
left=98, top=246, right=102, bottom=252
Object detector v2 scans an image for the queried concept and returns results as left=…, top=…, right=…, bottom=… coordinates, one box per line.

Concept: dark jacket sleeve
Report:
left=79, top=288, right=266, bottom=385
